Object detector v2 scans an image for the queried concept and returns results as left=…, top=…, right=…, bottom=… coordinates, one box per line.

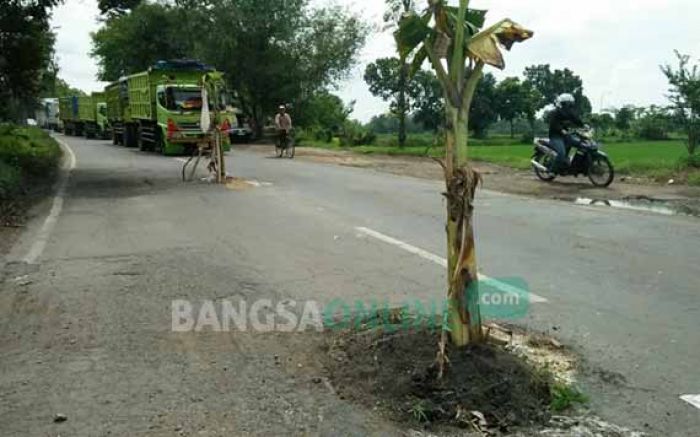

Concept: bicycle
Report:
left=275, top=129, right=295, bottom=159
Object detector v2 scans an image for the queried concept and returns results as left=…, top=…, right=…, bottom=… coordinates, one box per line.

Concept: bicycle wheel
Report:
left=275, top=139, right=283, bottom=157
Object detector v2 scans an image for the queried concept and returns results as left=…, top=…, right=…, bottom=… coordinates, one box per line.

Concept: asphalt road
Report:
left=1, top=134, right=698, bottom=436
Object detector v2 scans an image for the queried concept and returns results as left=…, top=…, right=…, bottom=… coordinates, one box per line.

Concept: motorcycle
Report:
left=531, top=129, right=615, bottom=187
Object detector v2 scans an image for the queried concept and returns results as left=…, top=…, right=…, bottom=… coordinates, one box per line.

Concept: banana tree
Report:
left=201, top=71, right=228, bottom=183
left=395, top=1, right=532, bottom=352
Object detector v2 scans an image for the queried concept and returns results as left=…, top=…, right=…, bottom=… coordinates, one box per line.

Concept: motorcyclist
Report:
left=548, top=93, right=585, bottom=173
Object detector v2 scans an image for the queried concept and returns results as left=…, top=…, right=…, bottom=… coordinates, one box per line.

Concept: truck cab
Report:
left=113, top=60, right=233, bottom=155
left=156, top=84, right=205, bottom=145
left=155, top=83, right=236, bottom=154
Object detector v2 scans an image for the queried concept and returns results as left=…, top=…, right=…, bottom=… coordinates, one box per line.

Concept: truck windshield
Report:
left=161, top=87, right=203, bottom=111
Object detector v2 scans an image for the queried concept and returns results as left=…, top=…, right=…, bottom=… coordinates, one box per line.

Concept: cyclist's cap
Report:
left=279, top=105, right=286, bottom=109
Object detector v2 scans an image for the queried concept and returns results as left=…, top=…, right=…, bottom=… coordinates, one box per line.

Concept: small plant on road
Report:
left=550, top=383, right=589, bottom=412
left=408, top=399, right=430, bottom=423
left=395, top=0, right=532, bottom=370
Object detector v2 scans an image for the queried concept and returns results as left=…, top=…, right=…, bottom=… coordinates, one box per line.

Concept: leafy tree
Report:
left=396, top=1, right=532, bottom=355
left=91, top=0, right=367, bottom=135
left=662, top=51, right=700, bottom=156
left=366, top=114, right=401, bottom=134
left=367, top=113, right=423, bottom=134
left=98, top=0, right=142, bottom=18
left=524, top=64, right=592, bottom=116
left=384, top=0, right=419, bottom=148
left=491, top=78, right=542, bottom=140
left=365, top=58, right=405, bottom=107
left=295, top=91, right=353, bottom=134
left=39, top=59, right=85, bottom=98
left=589, top=113, right=615, bottom=137
left=495, top=77, right=529, bottom=138
left=91, top=3, right=193, bottom=82
left=0, top=0, right=61, bottom=121
left=469, top=73, right=498, bottom=138
left=411, top=70, right=443, bottom=133
left=614, top=105, right=636, bottom=132
left=635, top=106, right=673, bottom=141
left=365, top=59, right=445, bottom=133
left=197, top=0, right=368, bottom=137
left=520, top=80, right=543, bottom=140
left=41, top=75, right=85, bottom=98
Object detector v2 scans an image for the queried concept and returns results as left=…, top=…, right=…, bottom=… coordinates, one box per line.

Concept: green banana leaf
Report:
left=394, top=11, right=432, bottom=59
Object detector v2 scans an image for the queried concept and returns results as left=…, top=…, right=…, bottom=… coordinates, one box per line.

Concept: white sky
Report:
left=52, top=0, right=700, bottom=122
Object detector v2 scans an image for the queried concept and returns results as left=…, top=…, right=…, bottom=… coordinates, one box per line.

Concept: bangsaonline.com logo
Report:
left=172, top=277, right=531, bottom=332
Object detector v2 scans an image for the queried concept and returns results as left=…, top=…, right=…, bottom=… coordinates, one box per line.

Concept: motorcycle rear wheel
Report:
left=588, top=155, right=615, bottom=187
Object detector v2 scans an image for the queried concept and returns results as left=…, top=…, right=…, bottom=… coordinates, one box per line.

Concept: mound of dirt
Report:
left=323, top=328, right=553, bottom=433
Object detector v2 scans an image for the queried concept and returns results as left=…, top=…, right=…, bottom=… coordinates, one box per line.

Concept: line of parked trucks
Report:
left=41, top=60, right=250, bottom=155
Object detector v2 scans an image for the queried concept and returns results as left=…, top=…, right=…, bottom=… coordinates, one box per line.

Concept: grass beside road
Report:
left=0, top=124, right=62, bottom=223
left=302, top=133, right=699, bottom=184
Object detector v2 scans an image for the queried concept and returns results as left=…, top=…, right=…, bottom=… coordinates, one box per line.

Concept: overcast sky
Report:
left=52, top=0, right=700, bottom=122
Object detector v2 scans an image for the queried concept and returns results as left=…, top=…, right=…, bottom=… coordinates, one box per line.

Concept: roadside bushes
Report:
left=634, top=107, right=674, bottom=141
left=688, top=172, right=700, bottom=186
left=0, top=124, right=62, bottom=201
left=340, top=120, right=376, bottom=147
left=0, top=161, right=21, bottom=200
left=375, top=133, right=434, bottom=149
left=679, top=153, right=700, bottom=169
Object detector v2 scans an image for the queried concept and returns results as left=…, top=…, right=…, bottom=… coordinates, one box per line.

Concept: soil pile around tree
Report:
left=323, top=328, right=554, bottom=434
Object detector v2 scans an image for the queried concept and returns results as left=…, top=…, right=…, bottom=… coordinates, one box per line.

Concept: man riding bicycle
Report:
left=275, top=105, right=292, bottom=149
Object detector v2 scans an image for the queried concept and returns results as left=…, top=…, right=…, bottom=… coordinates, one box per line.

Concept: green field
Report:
left=302, top=133, right=698, bottom=183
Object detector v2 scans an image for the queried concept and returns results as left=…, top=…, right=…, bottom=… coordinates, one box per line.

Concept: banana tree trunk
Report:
left=443, top=101, right=482, bottom=347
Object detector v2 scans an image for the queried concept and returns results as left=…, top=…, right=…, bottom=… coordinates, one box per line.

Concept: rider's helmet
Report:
left=555, top=93, right=575, bottom=108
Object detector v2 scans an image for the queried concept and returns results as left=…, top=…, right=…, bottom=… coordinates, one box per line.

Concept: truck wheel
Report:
left=131, top=127, right=138, bottom=147
left=123, top=127, right=132, bottom=147
left=137, top=128, right=147, bottom=151
left=155, top=131, right=166, bottom=155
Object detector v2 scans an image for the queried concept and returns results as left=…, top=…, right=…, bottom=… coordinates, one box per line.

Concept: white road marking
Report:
left=244, top=180, right=274, bottom=187
left=356, top=226, right=448, bottom=267
left=355, top=226, right=549, bottom=304
left=681, top=394, right=700, bottom=410
left=174, top=158, right=189, bottom=163
left=23, top=138, right=77, bottom=264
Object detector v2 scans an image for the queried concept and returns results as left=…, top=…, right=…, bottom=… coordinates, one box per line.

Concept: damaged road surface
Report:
left=0, top=135, right=698, bottom=436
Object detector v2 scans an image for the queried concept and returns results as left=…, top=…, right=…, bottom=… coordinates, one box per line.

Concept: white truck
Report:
left=36, top=98, right=60, bottom=131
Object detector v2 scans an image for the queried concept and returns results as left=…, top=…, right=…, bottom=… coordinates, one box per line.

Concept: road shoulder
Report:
left=235, top=144, right=700, bottom=215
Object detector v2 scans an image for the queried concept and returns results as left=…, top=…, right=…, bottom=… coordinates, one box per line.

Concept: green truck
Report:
left=83, top=92, right=110, bottom=139
left=107, top=60, right=234, bottom=155
left=59, top=94, right=110, bottom=138
left=58, top=96, right=80, bottom=135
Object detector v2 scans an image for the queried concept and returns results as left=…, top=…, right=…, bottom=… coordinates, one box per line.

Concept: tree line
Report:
left=2, top=0, right=699, bottom=162
left=364, top=57, right=698, bottom=144
left=365, top=60, right=596, bottom=142
left=0, top=0, right=63, bottom=122
left=90, top=0, right=368, bottom=137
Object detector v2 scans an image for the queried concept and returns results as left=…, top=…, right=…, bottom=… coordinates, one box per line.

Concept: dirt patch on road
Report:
left=240, top=144, right=700, bottom=213
left=323, top=327, right=554, bottom=434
